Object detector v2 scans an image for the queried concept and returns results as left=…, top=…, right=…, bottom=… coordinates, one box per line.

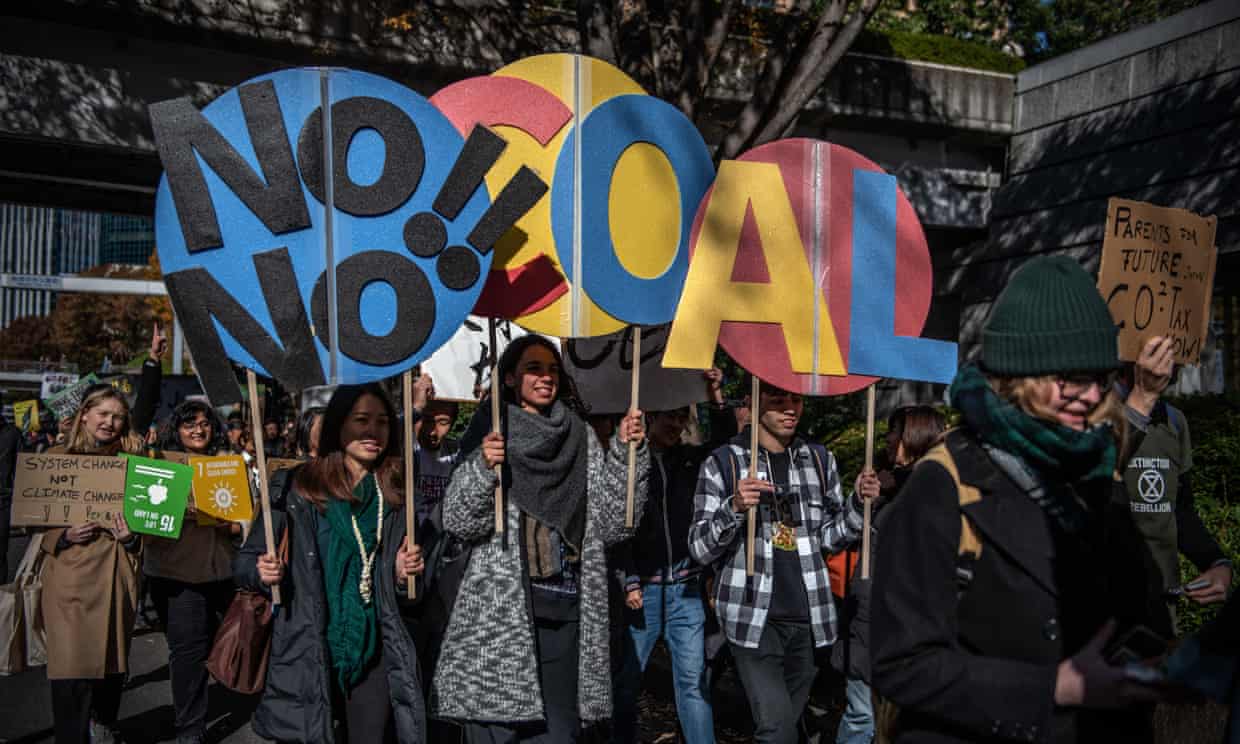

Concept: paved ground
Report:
left=0, top=530, right=837, bottom=744
left=0, top=532, right=263, bottom=744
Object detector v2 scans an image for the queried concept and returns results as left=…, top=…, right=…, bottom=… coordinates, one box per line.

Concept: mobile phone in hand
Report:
left=1164, top=577, right=1211, bottom=599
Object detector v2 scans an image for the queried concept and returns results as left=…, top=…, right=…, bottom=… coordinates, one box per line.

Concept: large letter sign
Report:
left=664, top=139, right=956, bottom=393
left=431, top=54, right=715, bottom=337
left=153, top=68, right=547, bottom=404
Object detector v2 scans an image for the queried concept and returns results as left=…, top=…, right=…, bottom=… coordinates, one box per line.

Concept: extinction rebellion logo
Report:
left=1130, top=457, right=1171, bottom=513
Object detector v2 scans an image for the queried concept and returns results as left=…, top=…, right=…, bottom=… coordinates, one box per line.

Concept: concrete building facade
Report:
left=963, top=0, right=1239, bottom=392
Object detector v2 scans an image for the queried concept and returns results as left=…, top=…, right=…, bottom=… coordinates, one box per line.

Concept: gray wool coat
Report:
left=430, top=431, right=649, bottom=724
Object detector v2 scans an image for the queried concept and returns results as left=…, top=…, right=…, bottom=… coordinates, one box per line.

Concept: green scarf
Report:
left=949, top=364, right=1116, bottom=483
left=322, top=473, right=386, bottom=692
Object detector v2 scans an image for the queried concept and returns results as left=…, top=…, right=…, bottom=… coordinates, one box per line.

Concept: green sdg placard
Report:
left=124, top=454, right=192, bottom=539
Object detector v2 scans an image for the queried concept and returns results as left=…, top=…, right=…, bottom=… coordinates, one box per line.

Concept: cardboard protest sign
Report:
left=11, top=453, right=126, bottom=527
left=423, top=316, right=550, bottom=402
left=564, top=325, right=707, bottom=414
left=124, top=455, right=192, bottom=539
left=664, top=139, right=956, bottom=393
left=1097, top=198, right=1218, bottom=364
left=189, top=455, right=254, bottom=522
left=151, top=68, right=549, bottom=405
left=43, top=373, right=99, bottom=420
left=266, top=457, right=305, bottom=477
left=430, top=54, right=715, bottom=336
left=39, top=373, right=78, bottom=402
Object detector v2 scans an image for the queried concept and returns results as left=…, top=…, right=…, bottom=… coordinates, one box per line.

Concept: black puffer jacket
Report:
left=235, top=487, right=426, bottom=744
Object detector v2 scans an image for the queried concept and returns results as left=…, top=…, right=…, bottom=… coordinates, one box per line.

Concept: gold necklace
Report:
left=350, top=476, right=383, bottom=605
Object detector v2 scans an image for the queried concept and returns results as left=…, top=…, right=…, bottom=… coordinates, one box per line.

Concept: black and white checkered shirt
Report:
left=688, top=434, right=863, bottom=649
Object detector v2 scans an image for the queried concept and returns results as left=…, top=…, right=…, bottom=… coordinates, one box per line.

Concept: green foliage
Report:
left=1034, top=0, right=1207, bottom=63
left=853, top=28, right=1026, bottom=73
left=1165, top=394, right=1240, bottom=636
left=868, top=0, right=1208, bottom=64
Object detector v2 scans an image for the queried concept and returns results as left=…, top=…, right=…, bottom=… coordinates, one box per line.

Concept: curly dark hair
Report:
left=159, top=399, right=227, bottom=455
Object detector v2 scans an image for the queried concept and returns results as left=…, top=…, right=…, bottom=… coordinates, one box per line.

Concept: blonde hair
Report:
left=989, top=375, right=1126, bottom=447
left=65, top=386, right=144, bottom=456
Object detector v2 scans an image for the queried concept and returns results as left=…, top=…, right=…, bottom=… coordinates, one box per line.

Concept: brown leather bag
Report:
left=206, top=526, right=289, bottom=695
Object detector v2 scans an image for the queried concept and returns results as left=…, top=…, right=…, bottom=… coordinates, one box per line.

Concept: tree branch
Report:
left=750, top=0, right=884, bottom=146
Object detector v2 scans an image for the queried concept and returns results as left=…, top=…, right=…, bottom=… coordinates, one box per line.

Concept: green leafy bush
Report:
left=852, top=29, right=1026, bottom=74
left=1165, top=394, right=1240, bottom=636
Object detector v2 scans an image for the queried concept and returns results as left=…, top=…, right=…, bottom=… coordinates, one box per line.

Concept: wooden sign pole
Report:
left=746, top=375, right=760, bottom=578
left=624, top=326, right=642, bottom=528
left=246, top=369, right=280, bottom=605
left=861, top=385, right=876, bottom=580
left=490, top=319, right=504, bottom=539
left=402, top=371, right=417, bottom=599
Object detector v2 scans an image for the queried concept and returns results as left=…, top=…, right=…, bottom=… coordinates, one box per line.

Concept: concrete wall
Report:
left=955, top=0, right=1240, bottom=379
left=0, top=1, right=1011, bottom=231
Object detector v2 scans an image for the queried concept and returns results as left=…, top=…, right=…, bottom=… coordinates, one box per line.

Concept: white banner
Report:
left=39, top=372, right=79, bottom=402
left=422, top=317, right=553, bottom=403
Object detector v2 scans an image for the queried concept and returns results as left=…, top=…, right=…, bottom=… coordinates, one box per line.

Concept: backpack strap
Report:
left=919, top=444, right=983, bottom=594
left=711, top=447, right=741, bottom=505
left=805, top=442, right=829, bottom=489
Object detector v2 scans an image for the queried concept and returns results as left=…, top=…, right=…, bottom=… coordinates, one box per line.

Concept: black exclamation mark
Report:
left=402, top=124, right=548, bottom=291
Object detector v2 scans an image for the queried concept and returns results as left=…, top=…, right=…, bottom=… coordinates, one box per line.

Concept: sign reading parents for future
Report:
left=10, top=453, right=126, bottom=527
left=1097, top=198, right=1218, bottom=365
left=124, top=455, right=192, bottom=539
left=151, top=68, right=549, bottom=405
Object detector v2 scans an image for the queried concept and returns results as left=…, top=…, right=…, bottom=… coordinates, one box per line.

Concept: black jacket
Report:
left=131, top=359, right=161, bottom=433
left=871, top=429, right=1157, bottom=744
left=612, top=405, right=736, bottom=589
left=235, top=488, right=426, bottom=744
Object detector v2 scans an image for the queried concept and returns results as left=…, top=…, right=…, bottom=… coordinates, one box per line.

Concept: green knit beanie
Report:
left=981, top=255, right=1119, bottom=376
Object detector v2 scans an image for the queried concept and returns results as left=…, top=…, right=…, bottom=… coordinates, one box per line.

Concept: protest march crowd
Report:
left=1, top=254, right=1237, bottom=744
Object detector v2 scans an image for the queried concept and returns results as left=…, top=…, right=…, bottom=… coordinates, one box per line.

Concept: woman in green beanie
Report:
left=235, top=383, right=427, bottom=744
left=871, top=255, right=1164, bottom=743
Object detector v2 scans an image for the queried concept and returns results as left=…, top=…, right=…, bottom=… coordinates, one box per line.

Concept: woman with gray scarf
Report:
left=430, top=334, right=650, bottom=743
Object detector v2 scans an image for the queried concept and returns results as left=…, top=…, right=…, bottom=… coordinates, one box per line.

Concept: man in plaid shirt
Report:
left=689, top=379, right=879, bottom=744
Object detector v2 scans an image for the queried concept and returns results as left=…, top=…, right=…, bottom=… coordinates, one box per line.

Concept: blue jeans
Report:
left=835, top=675, right=875, bottom=744
left=612, top=580, right=715, bottom=744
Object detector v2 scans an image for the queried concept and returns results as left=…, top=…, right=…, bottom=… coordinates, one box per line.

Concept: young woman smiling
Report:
left=235, top=383, right=426, bottom=744
left=39, top=385, right=146, bottom=744
left=38, top=329, right=165, bottom=744
left=431, top=335, right=650, bottom=744
left=145, top=401, right=239, bottom=744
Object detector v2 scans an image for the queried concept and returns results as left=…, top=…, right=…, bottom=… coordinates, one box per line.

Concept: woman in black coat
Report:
left=235, top=383, right=426, bottom=744
left=871, top=256, right=1164, bottom=744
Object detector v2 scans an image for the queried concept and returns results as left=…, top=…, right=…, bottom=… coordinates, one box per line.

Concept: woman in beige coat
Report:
left=40, top=384, right=145, bottom=744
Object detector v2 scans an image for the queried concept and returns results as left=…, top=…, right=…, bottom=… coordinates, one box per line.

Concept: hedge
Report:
left=852, top=29, right=1026, bottom=75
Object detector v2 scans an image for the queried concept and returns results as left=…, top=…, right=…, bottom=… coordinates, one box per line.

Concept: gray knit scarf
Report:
left=459, top=400, right=589, bottom=553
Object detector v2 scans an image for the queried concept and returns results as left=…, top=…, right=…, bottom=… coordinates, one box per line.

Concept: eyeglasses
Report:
left=1056, top=371, right=1117, bottom=399
left=180, top=420, right=212, bottom=432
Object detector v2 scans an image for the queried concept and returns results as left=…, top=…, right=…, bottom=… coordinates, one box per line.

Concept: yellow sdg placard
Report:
left=189, top=455, right=254, bottom=523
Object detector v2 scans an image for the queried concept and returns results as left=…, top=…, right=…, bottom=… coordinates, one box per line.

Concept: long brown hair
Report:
left=888, top=405, right=946, bottom=464
left=65, top=385, right=144, bottom=456
left=294, top=383, right=404, bottom=511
